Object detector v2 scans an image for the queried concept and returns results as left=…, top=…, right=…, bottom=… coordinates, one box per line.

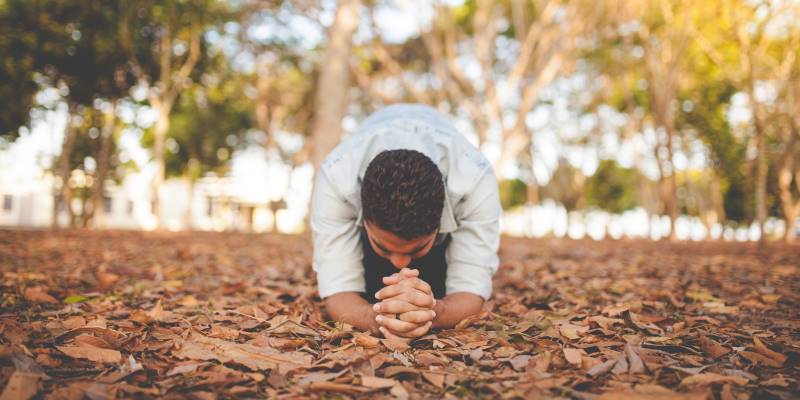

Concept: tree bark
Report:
left=152, top=101, right=171, bottom=228
left=310, top=0, right=361, bottom=169
left=90, top=102, right=117, bottom=228
left=778, top=117, right=799, bottom=242
left=55, top=103, right=79, bottom=228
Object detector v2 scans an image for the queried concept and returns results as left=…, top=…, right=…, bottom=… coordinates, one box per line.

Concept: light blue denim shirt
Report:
left=310, top=104, right=501, bottom=300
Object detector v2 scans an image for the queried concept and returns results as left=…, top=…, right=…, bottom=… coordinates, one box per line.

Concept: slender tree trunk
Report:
left=778, top=119, right=798, bottom=242
left=666, top=129, right=679, bottom=241
left=310, top=0, right=361, bottom=169
left=91, top=102, right=117, bottom=228
left=56, top=103, right=79, bottom=228
left=152, top=101, right=171, bottom=228
left=753, top=104, right=768, bottom=242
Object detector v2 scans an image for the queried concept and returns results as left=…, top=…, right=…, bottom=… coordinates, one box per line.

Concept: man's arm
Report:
left=431, top=292, right=483, bottom=329
left=323, top=292, right=380, bottom=334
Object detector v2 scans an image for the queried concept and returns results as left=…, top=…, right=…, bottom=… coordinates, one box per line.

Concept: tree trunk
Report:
left=91, top=102, right=117, bottom=228
left=310, top=0, right=361, bottom=169
left=666, top=128, right=679, bottom=241
left=778, top=118, right=798, bottom=242
left=55, top=103, right=79, bottom=228
left=753, top=106, right=768, bottom=243
left=152, top=102, right=171, bottom=228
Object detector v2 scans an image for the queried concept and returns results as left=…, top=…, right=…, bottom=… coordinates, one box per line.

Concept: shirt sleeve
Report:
left=310, top=169, right=365, bottom=299
left=445, top=170, right=501, bottom=300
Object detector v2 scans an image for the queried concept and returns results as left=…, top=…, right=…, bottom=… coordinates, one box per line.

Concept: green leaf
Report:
left=63, top=295, right=89, bottom=304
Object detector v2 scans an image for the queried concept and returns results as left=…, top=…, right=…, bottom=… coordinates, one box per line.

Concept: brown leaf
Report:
left=738, top=350, right=783, bottom=368
left=625, top=344, right=646, bottom=374
left=415, top=351, right=447, bottom=366
left=0, top=372, right=42, bottom=400
left=698, top=335, right=730, bottom=359
left=588, top=358, right=617, bottom=377
left=510, top=354, right=531, bottom=371
left=57, top=343, right=121, bottom=364
left=421, top=371, right=445, bottom=388
left=563, top=348, right=583, bottom=366
left=353, top=332, right=381, bottom=348
left=381, top=337, right=410, bottom=352
left=390, top=383, right=410, bottom=400
left=753, top=337, right=786, bottom=365
left=359, top=375, right=397, bottom=389
left=680, top=373, right=748, bottom=387
left=24, top=287, right=58, bottom=304
left=208, top=325, right=240, bottom=340
left=174, top=333, right=312, bottom=374
left=61, top=316, right=86, bottom=330
left=308, top=382, right=370, bottom=394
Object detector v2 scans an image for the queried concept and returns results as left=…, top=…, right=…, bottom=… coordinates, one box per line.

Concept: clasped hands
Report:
left=373, top=268, right=437, bottom=340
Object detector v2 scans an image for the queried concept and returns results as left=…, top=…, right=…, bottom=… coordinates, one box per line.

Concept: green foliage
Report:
left=498, top=178, right=527, bottom=210
left=0, top=0, right=135, bottom=138
left=586, top=160, right=639, bottom=213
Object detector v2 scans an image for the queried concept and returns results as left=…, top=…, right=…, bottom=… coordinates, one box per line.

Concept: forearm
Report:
left=431, top=292, right=484, bottom=329
left=323, top=292, right=380, bottom=334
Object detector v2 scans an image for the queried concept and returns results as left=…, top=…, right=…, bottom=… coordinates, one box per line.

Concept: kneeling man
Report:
left=311, top=104, right=500, bottom=340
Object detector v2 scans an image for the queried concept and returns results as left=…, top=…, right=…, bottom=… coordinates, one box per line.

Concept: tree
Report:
left=586, top=160, right=639, bottom=214
left=0, top=0, right=135, bottom=227
left=353, top=0, right=607, bottom=189
left=120, top=0, right=231, bottom=228
left=310, top=0, right=361, bottom=169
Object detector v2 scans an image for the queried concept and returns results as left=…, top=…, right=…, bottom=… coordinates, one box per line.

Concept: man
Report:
left=311, top=104, right=500, bottom=340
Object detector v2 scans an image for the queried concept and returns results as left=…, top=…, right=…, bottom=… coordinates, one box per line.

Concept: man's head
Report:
left=361, top=149, right=444, bottom=269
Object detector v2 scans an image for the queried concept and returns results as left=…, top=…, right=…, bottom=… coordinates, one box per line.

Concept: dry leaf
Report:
left=421, top=371, right=445, bottom=388
left=0, top=372, right=42, bottom=400
left=360, top=375, right=397, bottom=389
left=353, top=333, right=381, bottom=348
left=680, top=373, right=748, bottom=386
left=175, top=333, right=312, bottom=374
left=698, top=335, right=730, bottom=359
left=753, top=337, right=786, bottom=365
left=563, top=348, right=583, bottom=366
left=24, top=287, right=58, bottom=304
left=57, top=343, right=121, bottom=364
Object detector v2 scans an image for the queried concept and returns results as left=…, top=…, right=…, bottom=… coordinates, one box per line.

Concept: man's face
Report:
left=364, top=221, right=438, bottom=269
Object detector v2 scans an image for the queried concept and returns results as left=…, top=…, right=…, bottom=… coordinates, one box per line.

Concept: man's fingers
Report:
left=381, top=268, right=419, bottom=285
left=373, top=299, right=425, bottom=314
left=375, top=279, right=433, bottom=301
left=398, top=309, right=436, bottom=324
left=375, top=314, right=423, bottom=333
left=393, top=321, right=432, bottom=338
left=379, top=326, right=411, bottom=342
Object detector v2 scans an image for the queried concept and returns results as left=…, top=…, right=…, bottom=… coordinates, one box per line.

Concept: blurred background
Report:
left=0, top=0, right=798, bottom=242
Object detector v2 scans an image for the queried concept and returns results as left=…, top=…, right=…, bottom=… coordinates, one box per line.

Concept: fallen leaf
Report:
left=698, top=335, right=730, bottom=359
left=57, top=343, right=121, bottom=364
left=61, top=316, right=86, bottom=330
left=563, top=348, right=583, bottom=366
left=175, top=333, right=312, bottom=374
left=0, top=372, right=42, bottom=400
left=680, top=373, right=748, bottom=386
left=625, top=344, right=646, bottom=374
left=753, top=337, right=786, bottom=365
left=421, top=371, right=445, bottom=388
left=381, top=338, right=410, bottom=352
left=208, top=325, right=240, bottom=340
left=24, top=287, right=58, bottom=304
left=353, top=333, right=381, bottom=348
left=359, top=375, right=397, bottom=389
left=588, top=358, right=617, bottom=377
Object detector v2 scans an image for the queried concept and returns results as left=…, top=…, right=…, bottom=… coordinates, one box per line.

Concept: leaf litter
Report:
left=0, top=230, right=798, bottom=399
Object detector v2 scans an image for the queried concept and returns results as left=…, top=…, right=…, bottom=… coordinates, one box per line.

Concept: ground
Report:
left=0, top=230, right=798, bottom=399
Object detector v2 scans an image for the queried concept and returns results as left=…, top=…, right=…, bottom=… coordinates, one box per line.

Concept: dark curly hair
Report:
left=361, top=150, right=445, bottom=240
